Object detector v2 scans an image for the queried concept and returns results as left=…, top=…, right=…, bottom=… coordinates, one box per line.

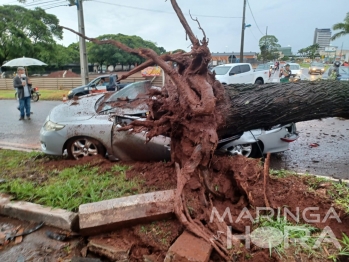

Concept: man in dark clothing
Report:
left=13, top=67, right=32, bottom=120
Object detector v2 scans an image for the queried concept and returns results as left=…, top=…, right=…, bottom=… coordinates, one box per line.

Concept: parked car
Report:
left=309, top=62, right=325, bottom=75
left=287, top=63, right=302, bottom=77
left=322, top=66, right=349, bottom=81
left=40, top=81, right=299, bottom=161
left=213, top=63, right=269, bottom=85
left=67, top=74, right=131, bottom=99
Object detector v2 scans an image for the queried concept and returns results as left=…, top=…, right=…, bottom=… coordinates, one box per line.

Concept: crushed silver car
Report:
left=40, top=81, right=298, bottom=160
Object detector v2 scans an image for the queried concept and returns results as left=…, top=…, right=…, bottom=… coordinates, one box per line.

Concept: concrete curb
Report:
left=297, top=172, right=349, bottom=185
left=0, top=195, right=79, bottom=232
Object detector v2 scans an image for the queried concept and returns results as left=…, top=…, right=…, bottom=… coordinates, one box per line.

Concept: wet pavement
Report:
left=270, top=118, right=349, bottom=179
left=0, top=100, right=60, bottom=150
left=0, top=215, right=82, bottom=262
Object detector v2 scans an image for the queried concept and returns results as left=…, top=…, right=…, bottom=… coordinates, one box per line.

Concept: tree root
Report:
left=263, top=153, right=271, bottom=208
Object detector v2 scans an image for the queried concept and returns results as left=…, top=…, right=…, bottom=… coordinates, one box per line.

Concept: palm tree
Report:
left=331, top=12, right=349, bottom=40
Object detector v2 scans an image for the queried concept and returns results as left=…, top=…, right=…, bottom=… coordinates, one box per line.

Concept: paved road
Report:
left=0, top=100, right=60, bottom=150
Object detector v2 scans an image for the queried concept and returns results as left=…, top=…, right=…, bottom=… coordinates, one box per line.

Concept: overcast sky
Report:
left=2, top=0, right=349, bottom=54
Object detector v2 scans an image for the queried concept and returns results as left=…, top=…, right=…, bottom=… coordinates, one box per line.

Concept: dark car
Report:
left=322, top=66, right=349, bottom=81
left=67, top=74, right=131, bottom=99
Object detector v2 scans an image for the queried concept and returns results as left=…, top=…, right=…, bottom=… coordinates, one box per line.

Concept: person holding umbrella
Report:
left=13, top=67, right=32, bottom=120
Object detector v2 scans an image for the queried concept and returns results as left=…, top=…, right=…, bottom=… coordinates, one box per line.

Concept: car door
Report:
left=228, top=66, right=242, bottom=84
left=240, top=64, right=254, bottom=83
left=111, top=123, right=171, bottom=161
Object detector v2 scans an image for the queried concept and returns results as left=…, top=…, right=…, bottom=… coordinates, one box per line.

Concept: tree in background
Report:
left=258, top=35, right=281, bottom=62
left=331, top=12, right=349, bottom=41
left=298, top=44, right=320, bottom=60
left=0, top=5, right=62, bottom=65
left=88, top=34, right=166, bottom=71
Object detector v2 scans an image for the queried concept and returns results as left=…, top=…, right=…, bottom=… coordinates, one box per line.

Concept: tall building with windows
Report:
left=313, top=28, right=332, bottom=51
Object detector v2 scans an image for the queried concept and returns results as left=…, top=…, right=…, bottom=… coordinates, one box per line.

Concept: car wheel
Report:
left=226, top=143, right=261, bottom=158
left=67, top=137, right=105, bottom=160
left=255, top=79, right=263, bottom=85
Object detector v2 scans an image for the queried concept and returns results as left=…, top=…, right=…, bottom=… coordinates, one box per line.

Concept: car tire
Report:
left=66, top=137, right=106, bottom=160
left=255, top=79, right=263, bottom=85
left=226, top=142, right=262, bottom=158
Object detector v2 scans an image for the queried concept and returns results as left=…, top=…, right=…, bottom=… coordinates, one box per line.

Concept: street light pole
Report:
left=239, top=0, right=247, bottom=63
left=76, top=0, right=89, bottom=85
left=69, top=0, right=89, bottom=85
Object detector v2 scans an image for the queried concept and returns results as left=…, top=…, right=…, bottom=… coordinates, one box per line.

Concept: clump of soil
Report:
left=47, top=70, right=79, bottom=78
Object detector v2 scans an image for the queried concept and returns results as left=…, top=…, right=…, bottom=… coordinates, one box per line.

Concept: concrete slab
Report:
left=87, top=237, right=132, bottom=261
left=79, top=190, right=175, bottom=235
left=164, top=231, right=212, bottom=262
left=0, top=199, right=78, bottom=231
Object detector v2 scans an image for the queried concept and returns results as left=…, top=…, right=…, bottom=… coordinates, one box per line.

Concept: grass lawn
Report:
left=0, top=89, right=70, bottom=101
left=0, top=149, right=144, bottom=211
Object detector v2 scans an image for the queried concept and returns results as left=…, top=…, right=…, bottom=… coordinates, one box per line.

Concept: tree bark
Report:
left=217, top=80, right=349, bottom=137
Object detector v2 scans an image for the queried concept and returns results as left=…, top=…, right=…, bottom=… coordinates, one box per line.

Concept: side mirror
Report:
left=90, top=84, right=96, bottom=88
left=229, top=72, right=235, bottom=76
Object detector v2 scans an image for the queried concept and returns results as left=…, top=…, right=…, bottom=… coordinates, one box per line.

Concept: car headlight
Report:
left=44, top=120, right=65, bottom=131
left=68, top=90, right=72, bottom=95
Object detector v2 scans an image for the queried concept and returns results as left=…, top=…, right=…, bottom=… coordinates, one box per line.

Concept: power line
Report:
left=24, top=0, right=60, bottom=7
left=91, top=0, right=242, bottom=19
left=246, top=0, right=264, bottom=35
left=44, top=3, right=68, bottom=10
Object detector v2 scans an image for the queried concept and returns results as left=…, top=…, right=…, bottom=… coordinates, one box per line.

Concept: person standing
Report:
left=280, top=64, right=292, bottom=83
left=13, top=67, right=32, bottom=120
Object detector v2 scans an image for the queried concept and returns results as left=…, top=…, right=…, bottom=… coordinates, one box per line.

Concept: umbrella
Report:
left=2, top=57, right=47, bottom=67
left=2, top=57, right=47, bottom=77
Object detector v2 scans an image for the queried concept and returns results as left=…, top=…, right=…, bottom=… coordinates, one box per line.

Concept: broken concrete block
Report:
left=87, top=237, right=131, bottom=261
left=164, top=231, right=212, bottom=262
left=0, top=201, right=78, bottom=231
left=79, top=190, right=175, bottom=235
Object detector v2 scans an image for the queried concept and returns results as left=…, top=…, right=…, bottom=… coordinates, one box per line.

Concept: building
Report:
left=210, top=52, right=257, bottom=66
left=313, top=28, right=331, bottom=51
left=277, top=47, right=292, bottom=57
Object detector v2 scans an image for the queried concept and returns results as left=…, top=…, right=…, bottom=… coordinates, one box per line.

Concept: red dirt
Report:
left=39, top=154, right=349, bottom=261
left=47, top=70, right=79, bottom=78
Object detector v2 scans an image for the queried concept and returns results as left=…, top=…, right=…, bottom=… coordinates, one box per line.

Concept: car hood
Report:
left=49, top=94, right=105, bottom=123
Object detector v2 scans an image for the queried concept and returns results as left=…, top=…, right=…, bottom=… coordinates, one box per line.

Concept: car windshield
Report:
left=98, top=81, right=152, bottom=114
left=339, top=66, right=349, bottom=74
left=213, top=66, right=231, bottom=75
left=290, top=65, right=300, bottom=70
left=311, top=62, right=324, bottom=67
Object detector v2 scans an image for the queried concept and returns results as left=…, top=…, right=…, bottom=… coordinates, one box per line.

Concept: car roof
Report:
left=287, top=63, right=300, bottom=65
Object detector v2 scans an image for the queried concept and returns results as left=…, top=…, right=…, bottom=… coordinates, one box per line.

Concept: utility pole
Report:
left=70, top=0, right=89, bottom=85
left=239, top=0, right=247, bottom=63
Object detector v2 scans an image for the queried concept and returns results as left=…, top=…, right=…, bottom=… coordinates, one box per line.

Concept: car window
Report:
left=213, top=66, right=231, bottom=75
left=339, top=67, right=349, bottom=74
left=96, top=77, right=109, bottom=86
left=311, top=62, right=324, bottom=67
left=107, top=80, right=151, bottom=102
left=290, top=65, right=300, bottom=70
left=229, top=66, right=241, bottom=75
left=240, top=65, right=250, bottom=73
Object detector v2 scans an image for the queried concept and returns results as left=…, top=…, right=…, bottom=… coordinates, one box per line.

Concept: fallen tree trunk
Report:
left=218, top=80, right=349, bottom=137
